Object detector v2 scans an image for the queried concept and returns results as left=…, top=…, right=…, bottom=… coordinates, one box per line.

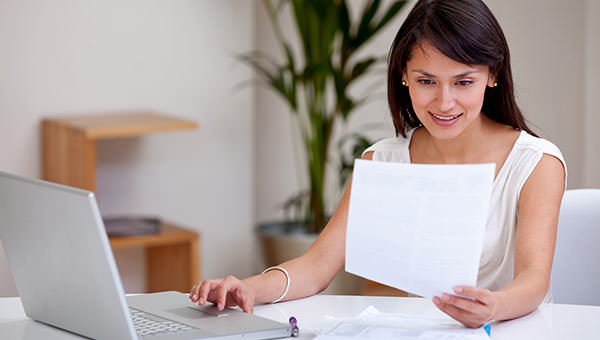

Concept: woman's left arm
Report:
left=434, top=154, right=566, bottom=328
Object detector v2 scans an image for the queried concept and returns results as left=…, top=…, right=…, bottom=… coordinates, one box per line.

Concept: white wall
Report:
left=255, top=0, right=598, bottom=229
left=0, top=0, right=257, bottom=296
left=585, top=0, right=600, bottom=188
left=486, top=0, right=586, bottom=188
left=254, top=3, right=302, bottom=225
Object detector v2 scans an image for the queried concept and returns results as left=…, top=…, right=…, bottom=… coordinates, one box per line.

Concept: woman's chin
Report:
left=422, top=123, right=465, bottom=140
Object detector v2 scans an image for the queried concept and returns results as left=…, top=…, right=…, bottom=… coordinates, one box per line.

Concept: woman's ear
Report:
left=487, top=72, right=498, bottom=87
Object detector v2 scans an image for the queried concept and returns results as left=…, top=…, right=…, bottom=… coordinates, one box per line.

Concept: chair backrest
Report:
left=551, top=189, right=600, bottom=305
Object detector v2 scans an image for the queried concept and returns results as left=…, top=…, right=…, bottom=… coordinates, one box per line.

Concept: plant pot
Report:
left=256, top=221, right=365, bottom=295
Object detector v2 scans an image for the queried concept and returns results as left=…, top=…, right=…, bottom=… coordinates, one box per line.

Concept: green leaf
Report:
left=372, top=1, right=408, bottom=35
left=353, top=1, right=407, bottom=51
left=281, top=42, right=298, bottom=108
left=338, top=1, right=350, bottom=37
left=355, top=0, right=381, bottom=47
left=237, top=53, right=297, bottom=112
left=290, top=0, right=311, bottom=61
left=339, top=96, right=369, bottom=120
left=350, top=57, right=377, bottom=82
left=337, top=132, right=374, bottom=187
left=332, top=65, right=346, bottom=98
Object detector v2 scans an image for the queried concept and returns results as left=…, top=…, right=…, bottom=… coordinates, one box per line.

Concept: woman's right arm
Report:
left=189, top=152, right=375, bottom=312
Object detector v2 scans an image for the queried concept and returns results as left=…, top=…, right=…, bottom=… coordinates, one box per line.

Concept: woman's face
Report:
left=404, top=41, right=496, bottom=140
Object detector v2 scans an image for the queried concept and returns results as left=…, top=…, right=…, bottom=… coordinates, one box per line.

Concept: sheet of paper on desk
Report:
left=345, top=159, right=494, bottom=298
left=315, top=306, right=489, bottom=340
left=316, top=322, right=489, bottom=340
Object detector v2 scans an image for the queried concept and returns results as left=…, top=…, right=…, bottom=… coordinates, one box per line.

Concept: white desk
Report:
left=1, top=295, right=598, bottom=339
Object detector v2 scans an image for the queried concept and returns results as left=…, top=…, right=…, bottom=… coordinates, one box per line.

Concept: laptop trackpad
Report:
left=164, top=306, right=221, bottom=320
left=170, top=305, right=283, bottom=334
left=187, top=305, right=231, bottom=317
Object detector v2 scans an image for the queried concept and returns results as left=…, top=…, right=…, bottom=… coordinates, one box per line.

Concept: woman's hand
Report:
left=189, top=276, right=256, bottom=313
left=433, top=286, right=498, bottom=328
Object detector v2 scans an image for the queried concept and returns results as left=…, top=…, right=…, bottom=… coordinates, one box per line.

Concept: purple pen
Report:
left=289, top=316, right=299, bottom=337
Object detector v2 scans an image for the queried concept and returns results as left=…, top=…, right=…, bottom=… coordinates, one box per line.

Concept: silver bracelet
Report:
left=261, top=266, right=290, bottom=303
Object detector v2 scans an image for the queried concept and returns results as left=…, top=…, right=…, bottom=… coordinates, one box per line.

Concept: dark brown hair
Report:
left=387, top=0, right=536, bottom=137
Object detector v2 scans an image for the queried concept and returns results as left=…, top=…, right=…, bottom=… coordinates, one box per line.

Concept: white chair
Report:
left=0, top=241, right=18, bottom=297
left=551, top=189, right=600, bottom=305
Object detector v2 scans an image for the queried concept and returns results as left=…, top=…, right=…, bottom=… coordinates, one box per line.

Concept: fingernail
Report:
left=455, top=287, right=463, bottom=293
left=432, top=297, right=440, bottom=305
left=442, top=294, right=450, bottom=301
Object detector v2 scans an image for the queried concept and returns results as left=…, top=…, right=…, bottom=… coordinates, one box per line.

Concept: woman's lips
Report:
left=429, top=111, right=463, bottom=126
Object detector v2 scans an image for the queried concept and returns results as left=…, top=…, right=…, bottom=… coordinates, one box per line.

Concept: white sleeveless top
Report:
left=363, top=128, right=567, bottom=301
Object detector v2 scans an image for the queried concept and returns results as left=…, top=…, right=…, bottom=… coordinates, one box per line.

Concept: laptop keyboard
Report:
left=130, top=307, right=195, bottom=337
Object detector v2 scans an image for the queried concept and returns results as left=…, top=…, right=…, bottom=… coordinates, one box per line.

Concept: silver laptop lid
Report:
left=0, top=172, right=137, bottom=340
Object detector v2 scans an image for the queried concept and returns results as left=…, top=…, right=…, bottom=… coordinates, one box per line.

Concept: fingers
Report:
left=433, top=287, right=497, bottom=328
left=454, top=286, right=493, bottom=305
left=188, top=278, right=222, bottom=305
left=199, top=279, right=217, bottom=305
left=188, top=276, right=255, bottom=313
left=190, top=281, right=208, bottom=302
left=215, top=277, right=236, bottom=310
left=234, top=288, right=254, bottom=314
left=189, top=282, right=200, bottom=301
left=433, top=296, right=485, bottom=328
left=439, top=293, right=490, bottom=317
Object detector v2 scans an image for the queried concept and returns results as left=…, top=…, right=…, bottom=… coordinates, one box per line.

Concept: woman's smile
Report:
left=429, top=111, right=464, bottom=126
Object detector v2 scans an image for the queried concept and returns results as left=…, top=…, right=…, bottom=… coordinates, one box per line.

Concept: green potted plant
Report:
left=245, top=0, right=407, bottom=293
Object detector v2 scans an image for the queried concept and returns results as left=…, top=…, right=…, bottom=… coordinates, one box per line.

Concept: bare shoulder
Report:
left=532, top=154, right=565, bottom=185
left=361, top=151, right=374, bottom=160
left=521, top=153, right=566, bottom=201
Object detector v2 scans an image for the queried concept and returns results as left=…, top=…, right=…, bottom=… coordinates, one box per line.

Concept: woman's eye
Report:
left=457, top=80, right=473, bottom=86
left=417, top=79, right=433, bottom=85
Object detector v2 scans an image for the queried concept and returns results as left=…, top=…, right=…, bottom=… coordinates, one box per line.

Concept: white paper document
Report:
left=315, top=306, right=489, bottom=340
left=345, top=160, right=495, bottom=298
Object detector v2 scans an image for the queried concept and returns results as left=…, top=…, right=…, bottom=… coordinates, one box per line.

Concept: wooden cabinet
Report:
left=41, top=112, right=200, bottom=293
left=363, top=280, right=408, bottom=297
left=110, top=223, right=200, bottom=293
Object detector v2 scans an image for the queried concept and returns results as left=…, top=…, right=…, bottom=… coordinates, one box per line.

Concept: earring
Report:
left=490, top=82, right=498, bottom=88
left=401, top=80, right=407, bottom=86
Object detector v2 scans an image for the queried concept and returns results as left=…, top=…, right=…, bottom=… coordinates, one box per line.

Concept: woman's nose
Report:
left=436, top=86, right=456, bottom=112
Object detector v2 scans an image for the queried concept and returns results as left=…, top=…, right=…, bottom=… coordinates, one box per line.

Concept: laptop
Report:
left=0, top=171, right=293, bottom=340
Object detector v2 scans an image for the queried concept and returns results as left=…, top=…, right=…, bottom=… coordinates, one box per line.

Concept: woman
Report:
left=190, top=0, right=566, bottom=328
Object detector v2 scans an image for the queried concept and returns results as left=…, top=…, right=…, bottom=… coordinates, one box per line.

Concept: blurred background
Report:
left=0, top=0, right=598, bottom=296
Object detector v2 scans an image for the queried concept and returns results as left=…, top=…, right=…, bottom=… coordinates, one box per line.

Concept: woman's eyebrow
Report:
left=410, top=69, right=480, bottom=78
left=453, top=70, right=479, bottom=78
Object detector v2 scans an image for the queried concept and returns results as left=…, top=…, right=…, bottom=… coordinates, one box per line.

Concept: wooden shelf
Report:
left=41, top=112, right=200, bottom=293
left=110, top=223, right=200, bottom=293
left=110, top=223, right=198, bottom=249
left=42, top=112, right=197, bottom=192
left=45, top=112, right=197, bottom=139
